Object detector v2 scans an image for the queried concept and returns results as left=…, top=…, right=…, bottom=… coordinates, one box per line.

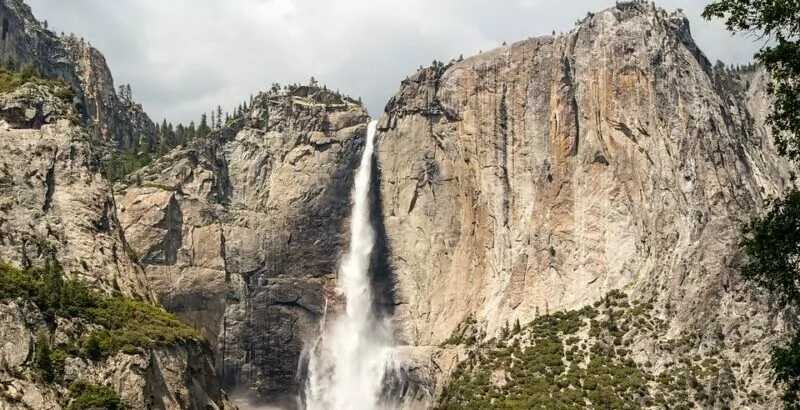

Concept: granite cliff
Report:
left=376, top=2, right=795, bottom=408
left=115, top=86, right=369, bottom=405
left=0, top=83, right=232, bottom=409
left=0, top=0, right=155, bottom=150
left=0, top=0, right=795, bottom=408
left=0, top=1, right=231, bottom=408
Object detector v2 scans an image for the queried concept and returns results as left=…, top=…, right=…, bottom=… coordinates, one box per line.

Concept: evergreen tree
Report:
left=35, top=333, right=53, bottom=382
left=210, top=111, right=216, bottom=131
left=4, top=57, right=17, bottom=71
left=199, top=113, right=209, bottom=137
left=118, top=85, right=127, bottom=103
left=704, top=0, right=800, bottom=158
left=216, top=105, right=223, bottom=129
left=167, top=123, right=175, bottom=147
left=177, top=124, right=187, bottom=146
left=188, top=121, right=196, bottom=140
left=160, top=119, right=168, bottom=148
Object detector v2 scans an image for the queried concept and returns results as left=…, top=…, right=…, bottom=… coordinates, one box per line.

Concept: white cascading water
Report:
left=304, top=120, right=396, bottom=410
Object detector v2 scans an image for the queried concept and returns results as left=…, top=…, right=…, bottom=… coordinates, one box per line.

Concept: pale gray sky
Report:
left=26, top=0, right=762, bottom=124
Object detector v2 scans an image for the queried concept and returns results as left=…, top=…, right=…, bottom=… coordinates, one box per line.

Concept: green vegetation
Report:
left=703, top=1, right=800, bottom=408
left=101, top=79, right=358, bottom=183
left=34, top=333, right=54, bottom=383
left=67, top=381, right=123, bottom=410
left=0, top=61, right=75, bottom=102
left=436, top=292, right=754, bottom=409
left=0, top=62, right=76, bottom=104
left=0, top=261, right=203, bottom=360
left=100, top=149, right=156, bottom=184
left=704, top=0, right=800, bottom=159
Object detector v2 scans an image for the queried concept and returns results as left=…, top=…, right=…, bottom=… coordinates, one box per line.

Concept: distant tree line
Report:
left=103, top=77, right=364, bottom=182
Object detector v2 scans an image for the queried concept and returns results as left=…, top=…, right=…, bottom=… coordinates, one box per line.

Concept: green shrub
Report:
left=67, top=381, right=122, bottom=410
left=0, top=260, right=203, bottom=361
left=436, top=290, right=728, bottom=409
left=0, top=63, right=74, bottom=100
left=101, top=148, right=154, bottom=183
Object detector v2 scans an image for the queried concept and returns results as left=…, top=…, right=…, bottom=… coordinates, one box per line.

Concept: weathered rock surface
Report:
left=0, top=116, right=149, bottom=297
left=0, top=82, right=231, bottom=409
left=0, top=0, right=155, bottom=149
left=377, top=2, right=794, bottom=407
left=0, top=299, right=233, bottom=410
left=116, top=87, right=368, bottom=403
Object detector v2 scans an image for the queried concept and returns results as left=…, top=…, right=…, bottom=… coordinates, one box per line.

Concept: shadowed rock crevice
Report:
left=41, top=153, right=55, bottom=213
left=369, top=149, right=398, bottom=320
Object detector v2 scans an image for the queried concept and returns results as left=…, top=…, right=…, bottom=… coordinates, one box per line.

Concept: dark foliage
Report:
left=0, top=261, right=203, bottom=360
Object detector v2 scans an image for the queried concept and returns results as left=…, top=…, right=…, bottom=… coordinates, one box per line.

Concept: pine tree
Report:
left=161, top=119, right=168, bottom=147
left=199, top=114, right=209, bottom=137
left=118, top=85, right=127, bottom=103
left=188, top=121, right=196, bottom=140
left=216, top=106, right=223, bottom=129
left=177, top=124, right=187, bottom=146
left=35, top=333, right=53, bottom=382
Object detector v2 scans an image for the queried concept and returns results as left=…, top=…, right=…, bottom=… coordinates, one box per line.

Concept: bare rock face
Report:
left=0, top=85, right=231, bottom=409
left=0, top=0, right=155, bottom=149
left=0, top=117, right=149, bottom=298
left=0, top=125, right=231, bottom=409
left=377, top=2, right=793, bottom=406
left=116, top=88, right=368, bottom=402
left=0, top=300, right=234, bottom=410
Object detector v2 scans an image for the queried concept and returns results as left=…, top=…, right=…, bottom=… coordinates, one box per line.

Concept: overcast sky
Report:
left=26, top=0, right=762, bottom=124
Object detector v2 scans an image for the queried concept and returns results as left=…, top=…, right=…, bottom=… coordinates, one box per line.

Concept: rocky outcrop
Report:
left=0, top=80, right=77, bottom=129
left=115, top=87, right=369, bottom=403
left=377, top=2, right=794, bottom=407
left=0, top=0, right=155, bottom=149
left=0, top=115, right=148, bottom=298
left=0, top=79, right=231, bottom=408
left=0, top=298, right=234, bottom=410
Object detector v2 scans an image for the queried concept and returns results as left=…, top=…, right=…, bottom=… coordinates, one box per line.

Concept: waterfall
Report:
left=304, top=120, right=396, bottom=410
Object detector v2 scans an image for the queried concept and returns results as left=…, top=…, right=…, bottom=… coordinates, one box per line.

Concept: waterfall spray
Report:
left=304, top=120, right=395, bottom=410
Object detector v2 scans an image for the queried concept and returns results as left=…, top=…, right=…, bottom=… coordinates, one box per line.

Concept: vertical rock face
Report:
left=0, top=0, right=155, bottom=149
left=0, top=92, right=148, bottom=298
left=116, top=87, right=369, bottom=403
left=0, top=3, right=232, bottom=408
left=0, top=93, right=232, bottom=409
left=377, top=2, right=793, bottom=404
